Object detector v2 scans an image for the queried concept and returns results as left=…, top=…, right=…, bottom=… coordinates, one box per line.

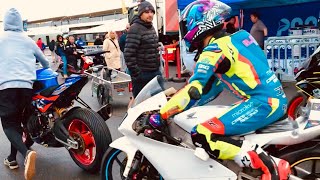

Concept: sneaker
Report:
left=24, top=150, right=36, bottom=180
left=4, top=158, right=19, bottom=170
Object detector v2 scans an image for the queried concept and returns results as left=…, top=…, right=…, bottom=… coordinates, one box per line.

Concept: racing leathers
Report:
left=160, top=30, right=289, bottom=180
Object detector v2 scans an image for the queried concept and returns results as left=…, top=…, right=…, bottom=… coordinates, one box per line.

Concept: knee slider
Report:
left=188, top=86, right=201, bottom=100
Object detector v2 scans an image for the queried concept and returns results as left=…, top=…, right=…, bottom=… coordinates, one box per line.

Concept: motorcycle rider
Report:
left=0, top=8, right=49, bottom=180
left=65, top=35, right=84, bottom=71
left=158, top=1, right=290, bottom=179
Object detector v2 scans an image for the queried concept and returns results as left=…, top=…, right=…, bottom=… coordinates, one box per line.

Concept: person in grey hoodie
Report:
left=0, top=8, right=49, bottom=180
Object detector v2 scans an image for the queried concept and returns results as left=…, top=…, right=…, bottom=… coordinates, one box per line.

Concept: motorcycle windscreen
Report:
left=131, top=76, right=164, bottom=108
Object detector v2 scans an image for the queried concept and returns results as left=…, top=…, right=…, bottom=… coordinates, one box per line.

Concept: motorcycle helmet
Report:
left=180, top=0, right=231, bottom=52
left=33, top=68, right=59, bottom=93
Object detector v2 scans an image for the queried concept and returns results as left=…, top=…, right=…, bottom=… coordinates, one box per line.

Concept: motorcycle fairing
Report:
left=296, top=80, right=320, bottom=97
left=109, top=137, right=139, bottom=178
left=52, top=75, right=82, bottom=96
left=32, top=95, right=59, bottom=113
left=118, top=92, right=237, bottom=179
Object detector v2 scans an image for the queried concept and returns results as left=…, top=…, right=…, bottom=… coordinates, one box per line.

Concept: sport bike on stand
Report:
left=23, top=68, right=112, bottom=173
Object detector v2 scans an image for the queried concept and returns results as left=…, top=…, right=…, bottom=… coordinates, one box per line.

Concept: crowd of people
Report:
left=0, top=0, right=280, bottom=180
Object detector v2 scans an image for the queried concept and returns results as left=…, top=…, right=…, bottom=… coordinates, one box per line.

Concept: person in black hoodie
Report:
left=65, top=35, right=83, bottom=71
left=124, top=1, right=163, bottom=98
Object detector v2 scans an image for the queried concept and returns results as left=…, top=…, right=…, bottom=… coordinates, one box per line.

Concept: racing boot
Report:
left=234, top=140, right=282, bottom=180
left=271, top=156, right=291, bottom=180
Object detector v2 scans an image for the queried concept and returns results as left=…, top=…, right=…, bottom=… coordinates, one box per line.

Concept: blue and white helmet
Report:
left=180, top=0, right=231, bottom=51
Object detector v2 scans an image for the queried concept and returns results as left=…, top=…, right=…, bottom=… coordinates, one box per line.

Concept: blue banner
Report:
left=242, top=1, right=320, bottom=37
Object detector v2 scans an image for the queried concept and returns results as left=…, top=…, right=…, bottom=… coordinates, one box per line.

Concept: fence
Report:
left=265, top=35, right=320, bottom=82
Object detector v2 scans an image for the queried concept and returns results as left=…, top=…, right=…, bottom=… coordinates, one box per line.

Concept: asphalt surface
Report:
left=0, top=54, right=298, bottom=180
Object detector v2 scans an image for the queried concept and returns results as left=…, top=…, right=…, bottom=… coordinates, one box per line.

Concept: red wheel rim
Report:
left=288, top=96, right=304, bottom=120
left=68, top=119, right=96, bottom=165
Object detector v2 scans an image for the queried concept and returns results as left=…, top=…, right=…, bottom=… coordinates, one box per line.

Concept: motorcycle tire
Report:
left=101, top=147, right=126, bottom=180
left=101, top=148, right=163, bottom=180
left=287, top=92, right=308, bottom=120
left=64, top=108, right=112, bottom=173
left=97, top=84, right=110, bottom=105
left=286, top=151, right=320, bottom=179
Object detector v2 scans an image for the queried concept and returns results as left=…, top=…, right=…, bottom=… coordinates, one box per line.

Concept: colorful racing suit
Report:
left=160, top=30, right=287, bottom=161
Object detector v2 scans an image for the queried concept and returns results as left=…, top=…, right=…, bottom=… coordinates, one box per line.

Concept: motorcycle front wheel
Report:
left=287, top=92, right=307, bottom=120
left=64, top=108, right=112, bottom=173
left=101, top=148, right=163, bottom=180
left=101, top=148, right=127, bottom=180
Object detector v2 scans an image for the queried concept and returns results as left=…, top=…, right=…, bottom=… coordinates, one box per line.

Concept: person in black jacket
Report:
left=94, top=35, right=103, bottom=45
left=124, top=1, right=163, bottom=98
left=65, top=35, right=83, bottom=71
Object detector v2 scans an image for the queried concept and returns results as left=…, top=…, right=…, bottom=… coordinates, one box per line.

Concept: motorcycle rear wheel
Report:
left=64, top=108, right=112, bottom=173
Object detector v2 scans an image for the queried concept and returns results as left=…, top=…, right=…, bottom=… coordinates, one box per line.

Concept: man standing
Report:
left=250, top=12, right=268, bottom=49
left=119, top=24, right=130, bottom=52
left=124, top=1, right=163, bottom=98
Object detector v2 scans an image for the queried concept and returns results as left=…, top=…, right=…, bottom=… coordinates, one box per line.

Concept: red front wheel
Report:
left=287, top=92, right=308, bottom=120
left=64, top=108, right=112, bottom=173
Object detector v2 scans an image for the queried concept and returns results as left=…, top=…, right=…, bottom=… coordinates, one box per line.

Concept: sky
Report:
left=0, top=0, right=133, bottom=21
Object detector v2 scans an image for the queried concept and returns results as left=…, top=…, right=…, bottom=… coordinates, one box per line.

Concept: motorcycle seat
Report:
left=39, top=85, right=60, bottom=97
left=255, top=115, right=298, bottom=134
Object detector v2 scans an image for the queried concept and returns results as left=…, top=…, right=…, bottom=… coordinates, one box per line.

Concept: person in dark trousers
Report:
left=0, top=8, right=49, bottom=180
left=124, top=1, right=163, bottom=98
left=65, top=35, right=83, bottom=71
left=250, top=12, right=268, bottom=49
left=48, top=39, right=56, bottom=62
left=93, top=35, right=103, bottom=45
left=55, top=35, right=68, bottom=78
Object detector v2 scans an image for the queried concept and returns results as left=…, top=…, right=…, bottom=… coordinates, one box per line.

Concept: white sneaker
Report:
left=4, top=158, right=19, bottom=170
left=24, top=150, right=36, bottom=180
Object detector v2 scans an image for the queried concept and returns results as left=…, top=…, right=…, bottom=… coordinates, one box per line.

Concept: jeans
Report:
left=61, top=55, right=68, bottom=75
left=0, top=88, right=32, bottom=160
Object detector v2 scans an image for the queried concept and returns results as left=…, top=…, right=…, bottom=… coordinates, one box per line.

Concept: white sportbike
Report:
left=101, top=76, right=320, bottom=180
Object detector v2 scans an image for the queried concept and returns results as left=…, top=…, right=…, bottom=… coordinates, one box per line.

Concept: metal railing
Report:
left=265, top=35, right=320, bottom=82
